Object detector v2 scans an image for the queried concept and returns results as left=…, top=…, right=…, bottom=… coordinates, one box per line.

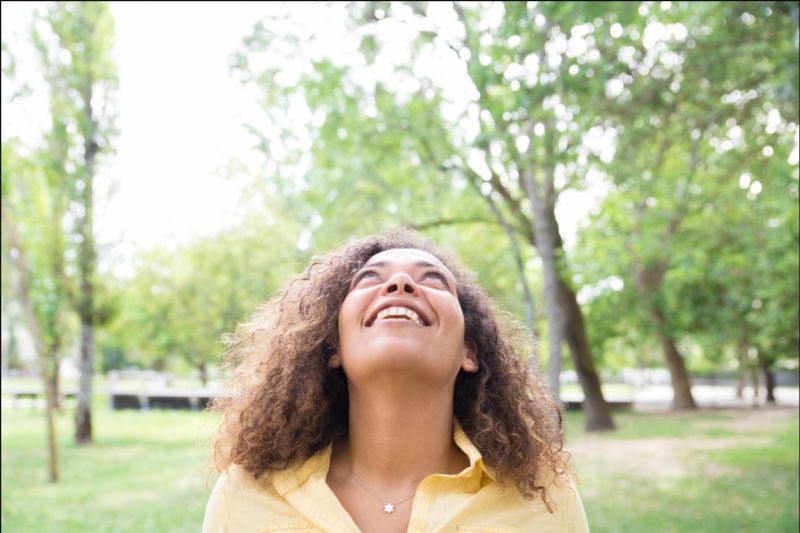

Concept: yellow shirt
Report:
left=203, top=423, right=589, bottom=533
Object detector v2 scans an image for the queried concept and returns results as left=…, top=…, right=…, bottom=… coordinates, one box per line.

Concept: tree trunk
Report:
left=49, top=356, right=62, bottom=411
left=50, top=197, right=65, bottom=411
left=75, top=94, right=98, bottom=444
left=645, top=304, right=697, bottom=410
left=1, top=204, right=59, bottom=482
left=520, top=163, right=615, bottom=431
left=75, top=324, right=94, bottom=443
left=468, top=175, right=539, bottom=370
left=521, top=170, right=563, bottom=402
left=557, top=276, right=616, bottom=430
left=490, top=196, right=539, bottom=367
left=199, top=362, right=208, bottom=387
left=749, top=363, right=760, bottom=406
left=497, top=208, right=537, bottom=342
left=632, top=260, right=697, bottom=410
left=758, top=355, right=776, bottom=403
left=735, top=347, right=745, bottom=399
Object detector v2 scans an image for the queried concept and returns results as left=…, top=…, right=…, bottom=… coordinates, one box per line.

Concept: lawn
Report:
left=1, top=401, right=221, bottom=533
left=1, top=402, right=798, bottom=532
left=563, top=407, right=799, bottom=532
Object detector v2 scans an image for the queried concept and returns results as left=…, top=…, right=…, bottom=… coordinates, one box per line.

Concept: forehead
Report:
left=365, top=248, right=449, bottom=270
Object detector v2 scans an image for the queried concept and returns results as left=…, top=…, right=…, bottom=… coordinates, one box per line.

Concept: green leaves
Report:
left=99, top=215, right=307, bottom=376
left=573, top=1, right=799, bottom=372
left=2, top=2, right=119, bottom=387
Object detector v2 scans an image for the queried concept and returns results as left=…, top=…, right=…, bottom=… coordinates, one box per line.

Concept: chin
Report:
left=344, top=339, right=431, bottom=370
left=365, top=336, right=430, bottom=357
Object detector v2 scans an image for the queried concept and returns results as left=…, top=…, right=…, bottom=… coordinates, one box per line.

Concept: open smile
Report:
left=366, top=303, right=430, bottom=327
left=374, top=306, right=425, bottom=326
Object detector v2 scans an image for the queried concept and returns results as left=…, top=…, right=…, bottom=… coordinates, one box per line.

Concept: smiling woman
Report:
left=203, top=228, right=588, bottom=533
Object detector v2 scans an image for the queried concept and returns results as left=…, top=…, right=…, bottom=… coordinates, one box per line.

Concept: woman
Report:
left=203, top=229, right=588, bottom=532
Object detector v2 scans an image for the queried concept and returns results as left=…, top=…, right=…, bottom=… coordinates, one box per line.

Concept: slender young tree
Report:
left=1, top=201, right=60, bottom=482
left=32, top=1, right=119, bottom=443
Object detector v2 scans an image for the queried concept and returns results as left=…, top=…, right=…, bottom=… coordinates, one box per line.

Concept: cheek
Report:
left=337, top=303, right=352, bottom=336
left=439, top=301, right=466, bottom=336
left=337, top=293, right=364, bottom=339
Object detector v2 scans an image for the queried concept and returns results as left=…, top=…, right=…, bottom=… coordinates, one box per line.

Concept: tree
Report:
left=101, top=213, right=309, bottom=381
left=1, top=205, right=60, bottom=482
left=1, top=36, right=82, bottom=481
left=577, top=1, right=798, bottom=408
left=1, top=138, right=77, bottom=401
left=230, top=2, right=626, bottom=430
left=672, top=119, right=799, bottom=402
left=32, top=1, right=119, bottom=443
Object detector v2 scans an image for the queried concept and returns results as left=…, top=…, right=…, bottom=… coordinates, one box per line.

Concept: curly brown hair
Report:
left=211, top=228, right=569, bottom=510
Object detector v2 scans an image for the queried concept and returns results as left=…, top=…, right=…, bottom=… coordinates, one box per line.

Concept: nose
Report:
left=380, top=272, right=419, bottom=296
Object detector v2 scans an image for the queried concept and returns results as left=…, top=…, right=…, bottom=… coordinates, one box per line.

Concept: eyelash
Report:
left=423, top=272, right=447, bottom=282
left=353, top=270, right=379, bottom=284
left=353, top=270, right=447, bottom=285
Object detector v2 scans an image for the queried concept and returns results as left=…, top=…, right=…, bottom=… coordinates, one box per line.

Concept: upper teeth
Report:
left=376, top=306, right=424, bottom=326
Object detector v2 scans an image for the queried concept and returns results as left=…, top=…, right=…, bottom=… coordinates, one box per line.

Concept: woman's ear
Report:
left=460, top=342, right=479, bottom=373
left=329, top=352, right=342, bottom=368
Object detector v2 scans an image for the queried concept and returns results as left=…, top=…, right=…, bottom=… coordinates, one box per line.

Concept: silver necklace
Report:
left=346, top=452, right=453, bottom=515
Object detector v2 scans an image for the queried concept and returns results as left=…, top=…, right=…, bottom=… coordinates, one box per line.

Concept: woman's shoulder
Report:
left=538, top=470, right=589, bottom=532
left=456, top=470, right=587, bottom=533
left=211, top=463, right=278, bottom=496
left=204, top=464, right=304, bottom=532
left=532, top=468, right=583, bottom=509
left=203, top=466, right=256, bottom=533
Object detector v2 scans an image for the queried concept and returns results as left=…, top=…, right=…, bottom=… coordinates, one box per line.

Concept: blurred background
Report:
left=1, top=1, right=798, bottom=532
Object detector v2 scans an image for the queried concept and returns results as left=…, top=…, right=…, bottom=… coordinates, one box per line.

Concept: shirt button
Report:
left=412, top=518, right=425, bottom=530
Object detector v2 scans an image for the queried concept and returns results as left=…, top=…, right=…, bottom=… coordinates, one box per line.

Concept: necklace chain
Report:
left=345, top=450, right=453, bottom=514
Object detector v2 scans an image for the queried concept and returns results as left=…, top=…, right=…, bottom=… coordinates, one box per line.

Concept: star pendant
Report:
left=383, top=503, right=395, bottom=514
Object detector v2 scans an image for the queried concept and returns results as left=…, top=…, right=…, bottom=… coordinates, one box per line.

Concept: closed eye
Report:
left=423, top=271, right=447, bottom=282
left=352, top=270, right=380, bottom=286
left=421, top=270, right=451, bottom=290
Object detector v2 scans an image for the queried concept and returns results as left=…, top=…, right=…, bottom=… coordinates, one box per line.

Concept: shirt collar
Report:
left=270, top=418, right=496, bottom=496
left=452, top=420, right=498, bottom=482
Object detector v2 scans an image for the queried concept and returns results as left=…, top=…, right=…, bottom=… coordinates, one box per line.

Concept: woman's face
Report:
left=333, top=248, right=478, bottom=386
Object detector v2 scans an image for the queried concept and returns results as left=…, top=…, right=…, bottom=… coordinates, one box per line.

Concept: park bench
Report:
left=8, top=388, right=77, bottom=407
left=562, top=399, right=634, bottom=410
left=109, top=388, right=225, bottom=411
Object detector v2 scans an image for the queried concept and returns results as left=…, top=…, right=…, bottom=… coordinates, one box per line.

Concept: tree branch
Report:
left=406, top=217, right=495, bottom=231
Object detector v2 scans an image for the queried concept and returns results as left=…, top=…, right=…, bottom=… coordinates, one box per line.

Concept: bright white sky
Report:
left=105, top=2, right=274, bottom=246
left=1, top=1, right=599, bottom=275
left=2, top=2, right=286, bottom=265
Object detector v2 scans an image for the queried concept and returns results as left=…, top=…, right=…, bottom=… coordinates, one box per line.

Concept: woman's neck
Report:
left=342, top=381, right=458, bottom=492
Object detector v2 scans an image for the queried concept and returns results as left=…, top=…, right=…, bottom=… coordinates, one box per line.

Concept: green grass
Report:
left=563, top=408, right=743, bottom=440
left=564, top=409, right=800, bottom=533
left=2, top=403, right=798, bottom=532
left=1, top=402, right=221, bottom=533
